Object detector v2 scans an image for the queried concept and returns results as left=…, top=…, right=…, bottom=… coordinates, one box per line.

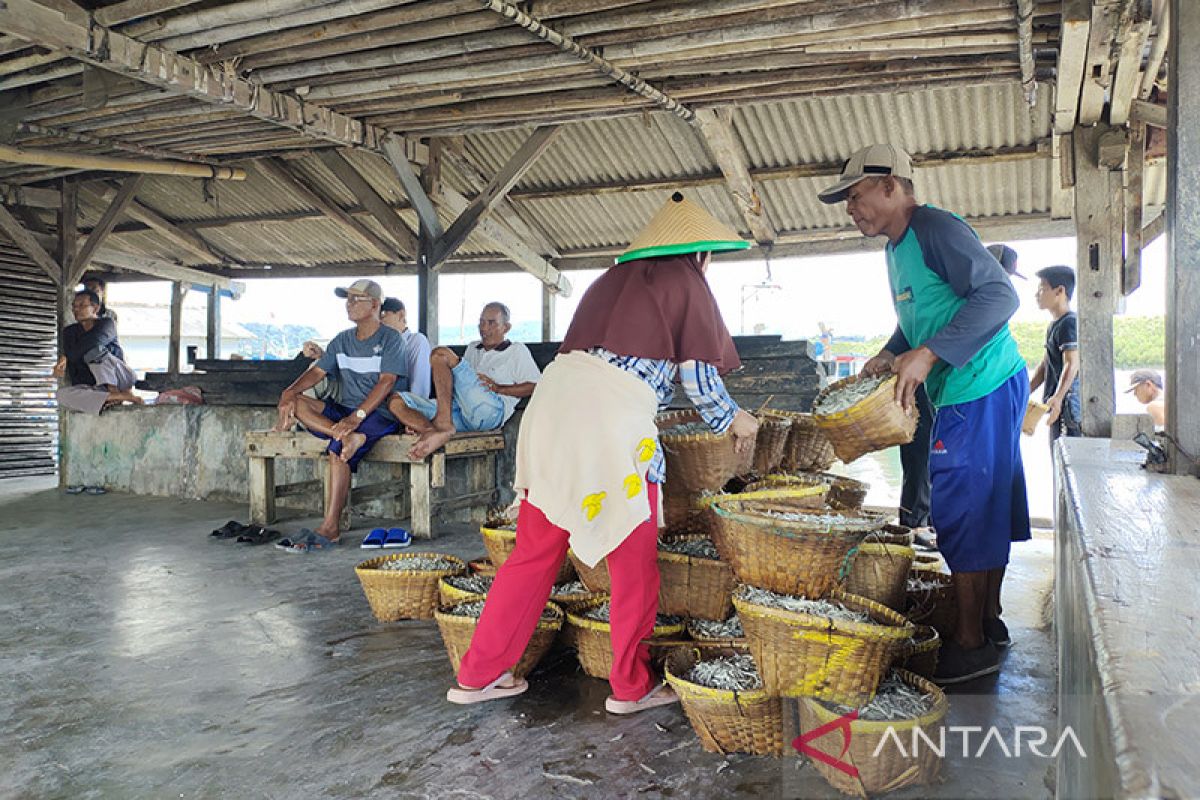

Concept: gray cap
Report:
left=1125, top=369, right=1163, bottom=391
left=334, top=279, right=382, bottom=300
left=987, top=244, right=1025, bottom=279
left=818, top=143, right=915, bottom=204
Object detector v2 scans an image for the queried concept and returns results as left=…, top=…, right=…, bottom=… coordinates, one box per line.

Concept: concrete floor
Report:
left=2, top=477, right=1058, bottom=799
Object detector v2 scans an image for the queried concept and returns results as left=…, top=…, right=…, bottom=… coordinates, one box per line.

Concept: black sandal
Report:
left=237, top=525, right=281, bottom=545
left=211, top=520, right=248, bottom=539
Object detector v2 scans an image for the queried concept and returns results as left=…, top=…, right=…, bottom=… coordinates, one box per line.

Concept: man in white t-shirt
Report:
left=389, top=302, right=541, bottom=459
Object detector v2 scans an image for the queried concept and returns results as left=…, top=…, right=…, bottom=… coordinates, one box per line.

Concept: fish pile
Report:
left=757, top=509, right=863, bottom=527
left=551, top=580, right=591, bottom=596
left=658, top=537, right=721, bottom=560
left=444, top=574, right=495, bottom=594
left=686, top=653, right=763, bottom=691
left=906, top=575, right=948, bottom=592
left=580, top=600, right=681, bottom=628
left=828, top=673, right=936, bottom=721
left=445, top=600, right=557, bottom=622
left=661, top=422, right=714, bottom=437
left=813, top=373, right=889, bottom=415
left=737, top=586, right=872, bottom=623
left=376, top=555, right=460, bottom=572
left=688, top=615, right=744, bottom=639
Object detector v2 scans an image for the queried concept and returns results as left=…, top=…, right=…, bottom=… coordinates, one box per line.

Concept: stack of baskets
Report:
left=811, top=373, right=919, bottom=464
left=657, top=409, right=756, bottom=537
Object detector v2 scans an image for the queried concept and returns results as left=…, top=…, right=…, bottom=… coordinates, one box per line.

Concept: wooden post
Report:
left=409, top=460, right=432, bottom=538
left=418, top=143, right=442, bottom=344
left=56, top=178, right=77, bottom=489
left=168, top=281, right=184, bottom=373
left=1165, top=0, right=1200, bottom=474
left=1123, top=122, right=1146, bottom=296
left=542, top=282, right=556, bottom=341
left=1073, top=125, right=1120, bottom=438
left=205, top=285, right=220, bottom=359
left=248, top=455, right=276, bottom=524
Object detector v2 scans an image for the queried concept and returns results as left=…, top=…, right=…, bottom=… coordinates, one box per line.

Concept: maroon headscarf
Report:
left=559, top=254, right=741, bottom=374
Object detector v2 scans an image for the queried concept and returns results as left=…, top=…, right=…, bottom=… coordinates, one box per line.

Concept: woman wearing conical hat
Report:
left=447, top=193, right=759, bottom=713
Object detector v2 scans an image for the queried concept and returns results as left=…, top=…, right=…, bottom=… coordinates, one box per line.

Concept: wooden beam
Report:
left=255, top=157, right=407, bottom=264
left=1016, top=0, right=1037, bottom=105
left=1055, top=0, right=1093, bottom=133
left=91, top=182, right=233, bottom=265
left=93, top=0, right=204, bottom=27
left=0, top=201, right=61, bottom=282
left=1139, top=0, right=1169, bottom=99
left=1142, top=209, right=1164, bottom=244
left=541, top=283, right=555, bottom=341
left=71, top=175, right=144, bottom=283
left=168, top=281, right=184, bottom=373
left=1123, top=121, right=1146, bottom=295
left=0, top=182, right=60, bottom=209
left=693, top=107, right=776, bottom=245
left=1073, top=125, right=1120, bottom=438
left=0, top=0, right=426, bottom=162
left=0, top=143, right=244, bottom=179
left=1109, top=0, right=1154, bottom=125
left=418, top=144, right=441, bottom=345
left=92, top=247, right=234, bottom=289
left=1130, top=98, right=1168, bottom=128
left=316, top=149, right=417, bottom=258
left=1079, top=1, right=1120, bottom=127
left=382, top=136, right=443, bottom=240
left=432, top=125, right=561, bottom=267
left=1165, top=0, right=1200, bottom=474
left=206, top=285, right=220, bottom=359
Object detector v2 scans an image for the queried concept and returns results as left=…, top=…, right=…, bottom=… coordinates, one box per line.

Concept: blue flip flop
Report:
left=361, top=528, right=387, bottom=549
left=383, top=527, right=412, bottom=549
left=280, top=530, right=341, bottom=554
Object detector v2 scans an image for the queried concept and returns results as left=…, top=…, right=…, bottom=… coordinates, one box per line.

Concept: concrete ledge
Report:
left=1054, top=438, right=1200, bottom=799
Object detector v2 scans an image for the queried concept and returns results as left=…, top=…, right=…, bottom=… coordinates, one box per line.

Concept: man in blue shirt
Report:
left=819, top=144, right=1031, bottom=684
left=274, top=280, right=406, bottom=551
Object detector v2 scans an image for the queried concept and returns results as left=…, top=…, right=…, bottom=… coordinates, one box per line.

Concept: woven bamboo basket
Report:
left=797, top=669, right=948, bottom=797
left=438, top=575, right=493, bottom=607
left=777, top=412, right=837, bottom=472
left=1022, top=399, right=1050, bottom=435
left=734, top=588, right=914, bottom=704
left=893, top=625, right=941, bottom=679
left=906, top=563, right=957, bottom=640
left=567, top=549, right=611, bottom=593
left=752, top=414, right=793, bottom=475
left=686, top=617, right=747, bottom=647
left=662, top=490, right=708, bottom=538
left=812, top=374, right=919, bottom=463
left=664, top=645, right=783, bottom=757
left=746, top=472, right=870, bottom=512
left=468, top=557, right=497, bottom=577
left=692, top=484, right=828, bottom=539
left=480, top=525, right=575, bottom=583
left=435, top=600, right=563, bottom=680
left=843, top=542, right=915, bottom=612
left=873, top=523, right=915, bottom=546
left=565, top=598, right=685, bottom=679
left=657, top=536, right=736, bottom=619
left=550, top=586, right=607, bottom=612
left=710, top=499, right=879, bottom=598
left=659, top=409, right=755, bottom=494
left=355, top=553, right=467, bottom=622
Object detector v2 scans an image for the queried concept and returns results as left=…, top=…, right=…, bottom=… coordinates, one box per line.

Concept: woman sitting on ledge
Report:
left=54, top=290, right=140, bottom=414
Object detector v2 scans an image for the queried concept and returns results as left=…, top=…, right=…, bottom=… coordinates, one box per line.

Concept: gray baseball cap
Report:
left=334, top=279, right=382, bottom=300
left=818, top=143, right=915, bottom=204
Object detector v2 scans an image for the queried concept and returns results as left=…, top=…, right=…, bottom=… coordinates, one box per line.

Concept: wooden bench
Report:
left=244, top=430, right=505, bottom=538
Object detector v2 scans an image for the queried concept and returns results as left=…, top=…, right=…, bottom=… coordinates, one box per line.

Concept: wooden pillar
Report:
left=541, top=282, right=555, bottom=341
left=56, top=179, right=77, bottom=488
left=168, top=281, right=184, bottom=373
left=1072, top=125, right=1121, bottom=438
left=205, top=286, right=220, bottom=359
left=1165, top=0, right=1200, bottom=473
left=418, top=141, right=442, bottom=345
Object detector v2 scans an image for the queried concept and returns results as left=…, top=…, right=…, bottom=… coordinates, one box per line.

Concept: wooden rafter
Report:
left=382, top=137, right=443, bottom=240
left=1054, top=0, right=1093, bottom=134
left=71, top=175, right=144, bottom=283
left=255, top=157, right=407, bottom=264
left=431, top=125, right=561, bottom=268
left=0, top=0, right=425, bottom=161
left=89, top=181, right=235, bottom=266
left=0, top=201, right=61, bottom=281
left=316, top=149, right=417, bottom=258
left=693, top=108, right=776, bottom=245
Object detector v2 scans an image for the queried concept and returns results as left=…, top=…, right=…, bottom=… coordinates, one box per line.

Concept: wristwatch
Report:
left=354, top=408, right=367, bottom=420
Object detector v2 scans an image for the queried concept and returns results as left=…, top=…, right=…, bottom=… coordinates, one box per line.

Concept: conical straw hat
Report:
left=617, top=192, right=749, bottom=264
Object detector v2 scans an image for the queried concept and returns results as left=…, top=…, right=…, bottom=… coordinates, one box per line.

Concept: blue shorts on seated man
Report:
left=396, top=359, right=506, bottom=432
left=309, top=400, right=399, bottom=471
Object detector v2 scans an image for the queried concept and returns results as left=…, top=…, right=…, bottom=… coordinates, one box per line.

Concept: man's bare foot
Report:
left=409, top=426, right=455, bottom=459
left=339, top=432, right=367, bottom=464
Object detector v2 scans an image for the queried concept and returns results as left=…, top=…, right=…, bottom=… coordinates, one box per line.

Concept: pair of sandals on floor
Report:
left=64, top=485, right=107, bottom=495
left=447, top=673, right=678, bottom=716
left=210, top=520, right=281, bottom=545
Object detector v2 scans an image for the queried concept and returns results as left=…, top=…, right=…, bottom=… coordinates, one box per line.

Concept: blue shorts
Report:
left=929, top=370, right=1031, bottom=573
left=310, top=401, right=399, bottom=472
left=397, top=359, right=506, bottom=432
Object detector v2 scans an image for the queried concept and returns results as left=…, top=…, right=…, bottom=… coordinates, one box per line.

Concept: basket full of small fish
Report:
left=656, top=535, right=736, bottom=620
left=664, top=645, right=783, bottom=756
left=434, top=599, right=563, bottom=680
left=657, top=409, right=756, bottom=495
left=811, top=372, right=919, bottom=463
left=355, top=553, right=466, bottom=621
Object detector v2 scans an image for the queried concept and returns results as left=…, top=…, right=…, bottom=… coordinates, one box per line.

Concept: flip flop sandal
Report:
left=383, top=527, right=412, bottom=549
left=604, top=682, right=680, bottom=715
left=83, top=486, right=107, bottom=495
left=279, top=530, right=341, bottom=554
left=212, top=520, right=249, bottom=539
left=446, top=672, right=528, bottom=705
left=361, top=528, right=387, bottom=549
left=237, top=525, right=281, bottom=545
left=64, top=485, right=85, bottom=495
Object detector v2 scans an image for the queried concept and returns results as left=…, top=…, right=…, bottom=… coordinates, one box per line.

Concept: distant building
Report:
left=107, top=301, right=254, bottom=374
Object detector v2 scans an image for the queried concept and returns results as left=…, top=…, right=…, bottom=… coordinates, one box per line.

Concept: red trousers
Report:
left=457, top=483, right=661, bottom=701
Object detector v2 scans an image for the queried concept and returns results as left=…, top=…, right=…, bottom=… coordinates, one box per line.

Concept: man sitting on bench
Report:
left=390, top=302, right=541, bottom=459
left=274, top=279, right=406, bottom=550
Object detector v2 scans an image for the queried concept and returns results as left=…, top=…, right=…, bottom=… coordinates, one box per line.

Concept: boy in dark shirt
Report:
left=1030, top=266, right=1081, bottom=441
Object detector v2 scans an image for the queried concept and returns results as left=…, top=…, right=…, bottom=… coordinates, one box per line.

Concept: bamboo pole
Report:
left=0, top=143, right=246, bottom=179
left=17, top=121, right=226, bottom=165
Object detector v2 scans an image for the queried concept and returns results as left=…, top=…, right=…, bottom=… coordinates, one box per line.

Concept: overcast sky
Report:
left=108, top=235, right=1168, bottom=344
